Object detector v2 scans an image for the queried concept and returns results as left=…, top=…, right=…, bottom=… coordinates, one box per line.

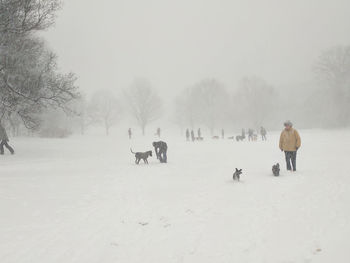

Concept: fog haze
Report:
left=43, top=0, right=350, bottom=96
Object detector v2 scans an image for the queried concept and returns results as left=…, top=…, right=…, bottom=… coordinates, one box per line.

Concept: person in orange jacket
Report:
left=279, top=120, right=301, bottom=171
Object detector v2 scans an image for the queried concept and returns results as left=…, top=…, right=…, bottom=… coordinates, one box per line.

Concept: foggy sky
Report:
left=43, top=0, right=350, bottom=97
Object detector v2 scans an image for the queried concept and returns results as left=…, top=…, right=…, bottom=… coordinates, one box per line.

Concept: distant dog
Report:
left=233, top=168, right=243, bottom=181
left=195, top=137, right=204, bottom=141
left=212, top=136, right=219, bottom=139
left=130, top=148, right=152, bottom=164
left=227, top=136, right=235, bottom=140
left=236, top=135, right=245, bottom=141
left=272, top=163, right=280, bottom=176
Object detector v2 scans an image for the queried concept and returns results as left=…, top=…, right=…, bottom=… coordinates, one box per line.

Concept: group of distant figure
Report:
left=128, top=127, right=161, bottom=140
left=185, top=128, right=203, bottom=141
left=127, top=126, right=267, bottom=143
left=240, top=127, right=267, bottom=142
left=185, top=127, right=267, bottom=142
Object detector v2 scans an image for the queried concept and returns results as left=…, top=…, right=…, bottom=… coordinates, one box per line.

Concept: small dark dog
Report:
left=195, top=137, right=204, bottom=141
left=233, top=168, right=243, bottom=181
left=130, top=148, right=152, bottom=164
left=272, top=163, right=280, bottom=176
left=236, top=135, right=245, bottom=141
left=227, top=136, right=235, bottom=140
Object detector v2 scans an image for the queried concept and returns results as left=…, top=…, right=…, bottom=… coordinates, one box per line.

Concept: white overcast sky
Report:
left=43, top=0, right=350, bottom=97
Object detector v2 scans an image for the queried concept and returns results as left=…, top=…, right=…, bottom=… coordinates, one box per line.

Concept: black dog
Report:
left=236, top=135, right=245, bottom=141
left=233, top=168, right=243, bottom=181
left=130, top=148, right=152, bottom=164
left=272, top=163, right=280, bottom=176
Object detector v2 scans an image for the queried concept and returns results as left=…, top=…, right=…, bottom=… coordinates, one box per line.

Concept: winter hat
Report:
left=284, top=120, right=293, bottom=127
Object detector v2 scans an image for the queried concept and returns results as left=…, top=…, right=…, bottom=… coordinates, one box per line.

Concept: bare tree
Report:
left=124, top=79, right=162, bottom=135
left=88, top=90, right=122, bottom=136
left=0, top=0, right=79, bottom=129
left=38, top=108, right=73, bottom=138
left=70, top=94, right=94, bottom=135
left=314, top=45, right=350, bottom=125
left=173, top=88, right=197, bottom=130
left=191, top=79, right=229, bottom=135
left=233, top=76, right=278, bottom=128
left=0, top=38, right=78, bottom=128
left=0, top=0, right=61, bottom=38
left=174, top=79, right=228, bottom=135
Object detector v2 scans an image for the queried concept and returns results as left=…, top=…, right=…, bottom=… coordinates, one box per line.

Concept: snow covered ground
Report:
left=1, top=129, right=350, bottom=263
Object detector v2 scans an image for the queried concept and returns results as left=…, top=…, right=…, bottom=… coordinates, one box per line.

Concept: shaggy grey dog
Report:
left=130, top=149, right=153, bottom=164
left=233, top=168, right=243, bottom=181
left=272, top=163, right=280, bottom=176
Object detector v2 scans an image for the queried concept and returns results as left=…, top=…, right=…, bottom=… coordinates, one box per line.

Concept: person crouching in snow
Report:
left=279, top=120, right=301, bottom=172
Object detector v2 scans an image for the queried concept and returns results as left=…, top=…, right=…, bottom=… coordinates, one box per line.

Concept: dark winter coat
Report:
left=0, top=124, right=9, bottom=141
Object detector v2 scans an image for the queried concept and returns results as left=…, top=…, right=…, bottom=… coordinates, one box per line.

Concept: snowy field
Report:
left=1, top=129, right=350, bottom=263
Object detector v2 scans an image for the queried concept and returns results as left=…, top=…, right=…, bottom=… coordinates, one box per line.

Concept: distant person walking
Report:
left=279, top=120, right=301, bottom=172
left=128, top=128, right=132, bottom=139
left=221, top=129, right=225, bottom=139
left=260, top=126, right=267, bottom=141
left=0, top=122, right=14, bottom=155
left=186, top=129, right=190, bottom=141
left=248, top=128, right=254, bottom=141
left=242, top=128, right=246, bottom=139
left=156, top=127, right=161, bottom=137
left=191, top=130, right=195, bottom=142
left=197, top=128, right=201, bottom=139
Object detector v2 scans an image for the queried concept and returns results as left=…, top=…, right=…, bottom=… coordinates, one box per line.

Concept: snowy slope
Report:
left=1, top=130, right=350, bottom=263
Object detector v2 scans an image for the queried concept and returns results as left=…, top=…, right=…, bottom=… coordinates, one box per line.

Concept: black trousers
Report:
left=160, top=151, right=167, bottom=163
left=157, top=149, right=167, bottom=163
left=0, top=140, right=14, bottom=154
left=285, top=151, right=297, bottom=171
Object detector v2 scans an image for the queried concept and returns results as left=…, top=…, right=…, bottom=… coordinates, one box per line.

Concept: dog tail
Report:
left=130, top=148, right=136, bottom=154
